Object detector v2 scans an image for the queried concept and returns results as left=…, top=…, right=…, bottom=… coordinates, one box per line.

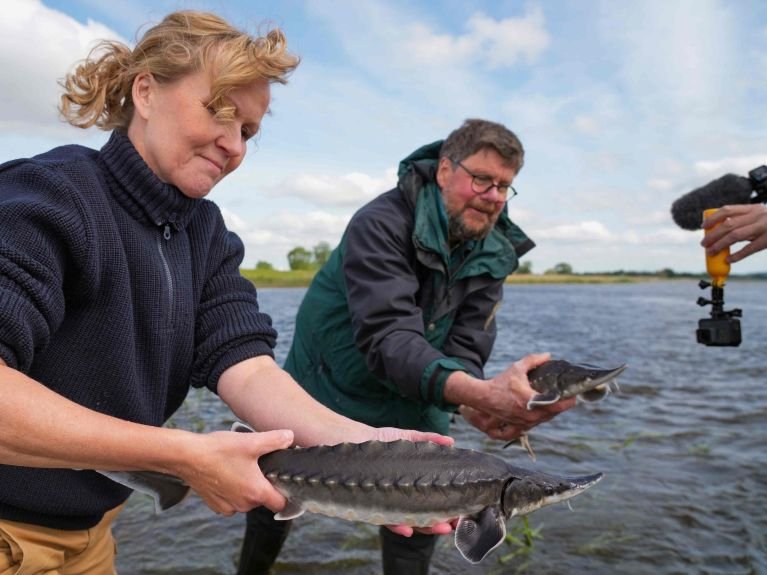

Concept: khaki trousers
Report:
left=0, top=504, right=123, bottom=575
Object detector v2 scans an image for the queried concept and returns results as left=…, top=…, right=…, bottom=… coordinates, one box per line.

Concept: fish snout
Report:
left=501, top=471, right=603, bottom=517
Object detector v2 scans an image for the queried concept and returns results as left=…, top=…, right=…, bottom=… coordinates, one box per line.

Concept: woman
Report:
left=0, top=11, right=452, bottom=573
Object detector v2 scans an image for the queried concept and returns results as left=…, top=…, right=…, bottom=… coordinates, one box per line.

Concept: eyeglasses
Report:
left=453, top=160, right=517, bottom=199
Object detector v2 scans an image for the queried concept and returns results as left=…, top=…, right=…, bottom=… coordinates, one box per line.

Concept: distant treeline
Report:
left=253, top=248, right=767, bottom=281
left=575, top=269, right=767, bottom=280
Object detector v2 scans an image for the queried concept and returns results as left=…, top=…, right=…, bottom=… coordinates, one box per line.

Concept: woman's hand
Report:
left=177, top=428, right=294, bottom=516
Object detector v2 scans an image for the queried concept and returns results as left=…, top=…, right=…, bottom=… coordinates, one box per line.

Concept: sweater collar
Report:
left=100, top=131, right=200, bottom=230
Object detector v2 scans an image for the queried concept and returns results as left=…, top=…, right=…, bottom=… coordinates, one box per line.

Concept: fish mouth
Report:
left=502, top=471, right=603, bottom=517
left=577, top=364, right=626, bottom=401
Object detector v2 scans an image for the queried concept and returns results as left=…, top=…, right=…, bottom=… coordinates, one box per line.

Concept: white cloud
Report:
left=695, top=155, right=767, bottom=178
left=464, top=9, right=550, bottom=68
left=305, top=2, right=549, bottom=117
left=264, top=168, right=397, bottom=208
left=648, top=179, right=674, bottom=192
left=573, top=115, right=600, bottom=135
left=532, top=220, right=614, bottom=242
left=597, top=0, right=741, bottom=134
left=326, top=3, right=549, bottom=70
left=222, top=208, right=351, bottom=269
left=642, top=227, right=697, bottom=245
left=0, top=0, right=127, bottom=134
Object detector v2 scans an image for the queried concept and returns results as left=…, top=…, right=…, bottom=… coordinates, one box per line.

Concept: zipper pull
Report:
left=163, top=224, right=171, bottom=240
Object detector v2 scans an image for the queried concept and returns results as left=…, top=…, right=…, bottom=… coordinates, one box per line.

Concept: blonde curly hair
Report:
left=59, top=11, right=300, bottom=131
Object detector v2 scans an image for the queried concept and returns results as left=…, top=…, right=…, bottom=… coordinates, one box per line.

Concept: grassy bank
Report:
left=239, top=268, right=316, bottom=287
left=504, top=273, right=650, bottom=284
left=240, top=269, right=654, bottom=288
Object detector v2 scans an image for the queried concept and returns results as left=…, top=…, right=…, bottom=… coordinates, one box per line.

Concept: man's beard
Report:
left=447, top=208, right=498, bottom=243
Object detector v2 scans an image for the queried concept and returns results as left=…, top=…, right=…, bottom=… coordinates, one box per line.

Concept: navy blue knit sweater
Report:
left=0, top=131, right=277, bottom=529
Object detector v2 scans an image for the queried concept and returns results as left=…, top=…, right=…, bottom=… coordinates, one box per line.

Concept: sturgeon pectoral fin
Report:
left=454, top=506, right=507, bottom=564
left=527, top=390, right=561, bottom=409
left=502, top=434, right=536, bottom=461
left=97, top=470, right=190, bottom=513
left=274, top=499, right=305, bottom=521
left=519, top=433, right=536, bottom=461
left=579, top=384, right=609, bottom=402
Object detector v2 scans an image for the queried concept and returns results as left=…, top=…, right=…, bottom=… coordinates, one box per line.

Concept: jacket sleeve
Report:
left=415, top=279, right=502, bottom=410
left=442, top=279, right=503, bottom=377
left=190, top=205, right=277, bottom=392
left=342, top=200, right=464, bottom=406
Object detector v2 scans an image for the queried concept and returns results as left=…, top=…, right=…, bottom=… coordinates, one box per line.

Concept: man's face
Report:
left=436, top=148, right=517, bottom=243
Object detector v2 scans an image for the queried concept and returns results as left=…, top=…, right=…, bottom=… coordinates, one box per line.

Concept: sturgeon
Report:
left=99, top=424, right=603, bottom=564
left=527, top=359, right=627, bottom=409
left=512, top=359, right=628, bottom=460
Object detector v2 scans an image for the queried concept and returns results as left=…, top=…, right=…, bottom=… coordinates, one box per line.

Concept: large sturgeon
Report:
left=100, top=426, right=602, bottom=564
left=513, top=359, right=628, bottom=460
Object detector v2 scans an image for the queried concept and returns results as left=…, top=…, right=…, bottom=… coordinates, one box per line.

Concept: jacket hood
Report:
left=397, top=140, right=443, bottom=179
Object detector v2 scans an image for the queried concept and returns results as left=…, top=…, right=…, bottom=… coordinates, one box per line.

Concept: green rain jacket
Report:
left=284, top=141, right=535, bottom=434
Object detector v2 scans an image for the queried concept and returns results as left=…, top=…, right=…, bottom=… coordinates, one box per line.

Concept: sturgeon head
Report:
left=527, top=359, right=628, bottom=409
left=455, top=464, right=602, bottom=563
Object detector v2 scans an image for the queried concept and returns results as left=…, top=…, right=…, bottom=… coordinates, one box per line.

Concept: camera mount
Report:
left=696, top=280, right=742, bottom=346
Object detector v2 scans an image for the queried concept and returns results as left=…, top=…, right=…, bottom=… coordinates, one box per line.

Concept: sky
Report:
left=1, top=0, right=766, bottom=273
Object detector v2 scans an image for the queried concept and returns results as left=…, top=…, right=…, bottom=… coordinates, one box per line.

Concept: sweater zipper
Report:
left=157, top=223, right=174, bottom=318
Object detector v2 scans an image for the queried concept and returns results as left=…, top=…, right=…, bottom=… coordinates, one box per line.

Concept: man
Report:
left=238, top=119, right=576, bottom=574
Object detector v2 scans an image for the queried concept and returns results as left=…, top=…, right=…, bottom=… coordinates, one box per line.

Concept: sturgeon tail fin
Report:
left=98, top=470, right=190, bottom=513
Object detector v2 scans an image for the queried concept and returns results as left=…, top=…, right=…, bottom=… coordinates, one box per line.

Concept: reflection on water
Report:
left=114, top=282, right=767, bottom=575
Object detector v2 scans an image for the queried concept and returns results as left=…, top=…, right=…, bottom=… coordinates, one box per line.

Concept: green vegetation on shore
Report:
left=241, top=268, right=767, bottom=288
left=255, top=244, right=767, bottom=288
left=240, top=268, right=316, bottom=287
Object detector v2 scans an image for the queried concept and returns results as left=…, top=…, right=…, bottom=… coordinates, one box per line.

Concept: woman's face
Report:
left=129, top=70, right=271, bottom=199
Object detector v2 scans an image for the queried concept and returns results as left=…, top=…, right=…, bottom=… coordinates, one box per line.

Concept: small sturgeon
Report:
left=527, top=359, right=627, bottom=409
left=512, top=359, right=628, bottom=460
left=99, top=425, right=603, bottom=564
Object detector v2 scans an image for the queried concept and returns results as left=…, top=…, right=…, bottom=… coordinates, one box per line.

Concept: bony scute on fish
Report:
left=97, top=423, right=604, bottom=565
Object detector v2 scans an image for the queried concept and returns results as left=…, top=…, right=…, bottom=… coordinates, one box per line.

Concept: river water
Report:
left=113, top=281, right=767, bottom=575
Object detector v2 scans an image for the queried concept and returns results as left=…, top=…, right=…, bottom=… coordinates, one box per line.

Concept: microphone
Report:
left=670, top=174, right=753, bottom=230
left=673, top=165, right=767, bottom=347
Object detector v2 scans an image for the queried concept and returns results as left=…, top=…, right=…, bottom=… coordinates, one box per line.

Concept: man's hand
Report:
left=458, top=405, right=527, bottom=440
left=453, top=353, right=576, bottom=439
left=702, top=204, right=767, bottom=263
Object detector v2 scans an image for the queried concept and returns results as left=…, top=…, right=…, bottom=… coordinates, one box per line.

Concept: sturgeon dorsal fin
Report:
left=274, top=499, right=305, bottom=521
left=454, top=506, right=507, bottom=564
